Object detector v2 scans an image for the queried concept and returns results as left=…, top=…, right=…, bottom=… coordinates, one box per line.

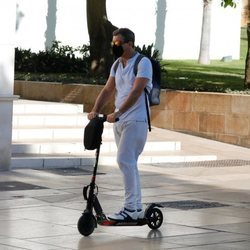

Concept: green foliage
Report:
left=15, top=72, right=107, bottom=84
left=135, top=43, right=167, bottom=76
left=15, top=41, right=91, bottom=73
left=221, top=0, right=237, bottom=8
left=164, top=59, right=245, bottom=92
left=135, top=44, right=161, bottom=61
left=15, top=35, right=249, bottom=94
left=161, top=27, right=248, bottom=93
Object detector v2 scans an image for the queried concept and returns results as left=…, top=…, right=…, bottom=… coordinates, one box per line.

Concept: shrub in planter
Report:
left=15, top=42, right=167, bottom=85
left=15, top=41, right=91, bottom=73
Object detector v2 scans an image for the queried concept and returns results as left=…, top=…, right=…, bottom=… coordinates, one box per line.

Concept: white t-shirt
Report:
left=110, top=52, right=152, bottom=122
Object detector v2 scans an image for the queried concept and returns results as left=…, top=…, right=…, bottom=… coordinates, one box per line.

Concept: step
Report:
left=11, top=99, right=218, bottom=169
left=11, top=152, right=217, bottom=169
left=12, top=127, right=85, bottom=141
left=11, top=154, right=94, bottom=169
left=13, top=99, right=84, bottom=114
left=12, top=120, right=115, bottom=141
left=12, top=140, right=181, bottom=155
left=12, top=114, right=88, bottom=128
left=99, top=151, right=217, bottom=166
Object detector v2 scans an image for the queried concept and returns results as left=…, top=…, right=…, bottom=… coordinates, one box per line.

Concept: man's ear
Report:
left=128, top=41, right=134, bottom=48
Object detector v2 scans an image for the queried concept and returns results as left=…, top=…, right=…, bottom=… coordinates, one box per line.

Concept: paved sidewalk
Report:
left=1, top=130, right=250, bottom=249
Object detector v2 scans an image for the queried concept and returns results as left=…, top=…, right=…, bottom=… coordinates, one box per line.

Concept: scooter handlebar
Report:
left=94, top=114, right=106, bottom=122
left=96, top=114, right=119, bottom=123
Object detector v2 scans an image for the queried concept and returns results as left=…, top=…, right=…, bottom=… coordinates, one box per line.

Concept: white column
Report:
left=0, top=1, right=19, bottom=171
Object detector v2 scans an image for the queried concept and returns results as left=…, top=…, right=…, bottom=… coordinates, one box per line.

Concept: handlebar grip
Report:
left=95, top=114, right=119, bottom=123
left=102, top=114, right=107, bottom=122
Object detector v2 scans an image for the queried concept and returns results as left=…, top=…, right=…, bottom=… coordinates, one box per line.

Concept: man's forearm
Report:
left=119, top=77, right=148, bottom=114
left=92, top=88, right=113, bottom=113
left=91, top=77, right=115, bottom=113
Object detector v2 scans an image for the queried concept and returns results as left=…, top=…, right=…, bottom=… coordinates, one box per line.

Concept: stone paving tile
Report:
left=2, top=205, right=80, bottom=225
left=101, top=187, right=182, bottom=198
left=95, top=217, right=215, bottom=239
left=0, top=244, right=25, bottom=250
left=0, top=197, right=48, bottom=209
left=184, top=189, right=250, bottom=204
left=0, top=218, right=75, bottom=239
left=1, top=150, right=250, bottom=250
left=205, top=222, right=250, bottom=235
left=157, top=183, right=221, bottom=194
left=198, top=206, right=250, bottom=219
left=0, top=237, right=63, bottom=250
left=29, top=232, right=183, bottom=250
left=165, top=231, right=249, bottom=246
left=217, top=240, right=250, bottom=250
left=164, top=210, right=249, bottom=227
left=0, top=188, right=73, bottom=200
left=174, top=240, right=250, bottom=250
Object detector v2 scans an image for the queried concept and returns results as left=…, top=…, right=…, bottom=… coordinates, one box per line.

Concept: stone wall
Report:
left=151, top=90, right=250, bottom=148
left=14, top=81, right=115, bottom=114
left=14, top=81, right=250, bottom=148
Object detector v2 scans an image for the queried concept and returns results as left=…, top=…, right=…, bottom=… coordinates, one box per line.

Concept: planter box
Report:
left=14, top=80, right=115, bottom=114
left=14, top=80, right=250, bottom=148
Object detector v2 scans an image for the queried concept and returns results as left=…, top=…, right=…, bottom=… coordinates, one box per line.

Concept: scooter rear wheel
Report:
left=147, top=207, right=163, bottom=229
left=77, top=212, right=96, bottom=236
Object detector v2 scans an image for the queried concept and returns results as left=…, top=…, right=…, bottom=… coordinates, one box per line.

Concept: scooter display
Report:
left=77, top=116, right=163, bottom=236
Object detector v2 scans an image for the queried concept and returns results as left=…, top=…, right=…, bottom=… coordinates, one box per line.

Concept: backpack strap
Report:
left=133, top=54, right=144, bottom=75
left=144, top=91, right=151, bottom=132
left=114, top=59, right=120, bottom=73
left=133, top=54, right=151, bottom=132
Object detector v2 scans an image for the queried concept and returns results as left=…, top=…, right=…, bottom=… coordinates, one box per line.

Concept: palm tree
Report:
left=198, top=0, right=212, bottom=65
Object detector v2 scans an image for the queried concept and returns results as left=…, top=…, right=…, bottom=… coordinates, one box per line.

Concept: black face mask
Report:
left=112, top=44, right=124, bottom=58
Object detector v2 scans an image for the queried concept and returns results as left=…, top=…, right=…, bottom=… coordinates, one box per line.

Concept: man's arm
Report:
left=88, top=76, right=115, bottom=120
left=107, top=77, right=148, bottom=123
left=119, top=77, right=148, bottom=113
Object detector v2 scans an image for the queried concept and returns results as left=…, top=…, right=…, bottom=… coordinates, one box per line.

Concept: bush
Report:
left=135, top=43, right=167, bottom=75
left=135, top=44, right=160, bottom=60
left=15, top=42, right=167, bottom=85
left=15, top=41, right=91, bottom=73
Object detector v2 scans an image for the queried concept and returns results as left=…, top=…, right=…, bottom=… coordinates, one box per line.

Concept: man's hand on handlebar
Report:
left=88, top=111, right=120, bottom=123
left=87, top=111, right=99, bottom=120
left=107, top=112, right=119, bottom=123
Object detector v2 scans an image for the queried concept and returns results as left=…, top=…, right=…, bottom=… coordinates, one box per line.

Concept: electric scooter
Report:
left=77, top=116, right=163, bottom=237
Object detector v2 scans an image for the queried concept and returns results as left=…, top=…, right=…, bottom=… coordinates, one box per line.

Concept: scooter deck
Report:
left=97, top=217, right=148, bottom=227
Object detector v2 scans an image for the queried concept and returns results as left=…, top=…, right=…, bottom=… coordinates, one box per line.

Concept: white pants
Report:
left=113, top=120, right=148, bottom=211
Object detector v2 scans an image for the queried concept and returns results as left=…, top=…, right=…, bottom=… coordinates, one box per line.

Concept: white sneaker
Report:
left=108, top=208, right=138, bottom=221
left=137, top=209, right=145, bottom=219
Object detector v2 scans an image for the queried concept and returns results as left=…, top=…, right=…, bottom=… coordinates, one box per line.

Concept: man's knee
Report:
left=117, top=155, right=136, bottom=170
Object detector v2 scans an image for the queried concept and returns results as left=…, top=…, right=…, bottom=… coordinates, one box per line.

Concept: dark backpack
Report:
left=134, top=54, right=161, bottom=106
left=114, top=54, right=161, bottom=106
left=84, top=117, right=104, bottom=150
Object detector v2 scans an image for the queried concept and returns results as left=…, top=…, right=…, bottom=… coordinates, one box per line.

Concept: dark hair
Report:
left=113, top=28, right=135, bottom=44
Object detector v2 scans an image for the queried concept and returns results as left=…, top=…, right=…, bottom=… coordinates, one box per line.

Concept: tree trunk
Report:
left=198, top=0, right=212, bottom=64
left=86, top=0, right=117, bottom=77
left=245, top=23, right=250, bottom=88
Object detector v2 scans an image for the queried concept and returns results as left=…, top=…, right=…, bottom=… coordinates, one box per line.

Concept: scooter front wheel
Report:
left=77, top=212, right=96, bottom=236
left=147, top=207, right=163, bottom=229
